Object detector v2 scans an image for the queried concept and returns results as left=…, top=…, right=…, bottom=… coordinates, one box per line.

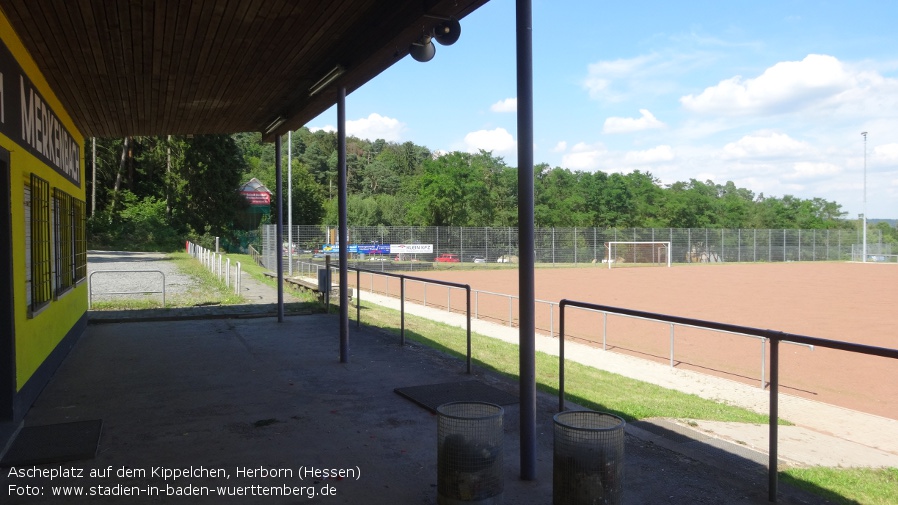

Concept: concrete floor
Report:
left=0, top=313, right=831, bottom=504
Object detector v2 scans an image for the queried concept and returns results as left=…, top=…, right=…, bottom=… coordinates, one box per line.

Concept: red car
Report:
left=435, top=253, right=460, bottom=263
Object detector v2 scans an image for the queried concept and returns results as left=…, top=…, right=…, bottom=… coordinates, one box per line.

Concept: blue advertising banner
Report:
left=321, top=244, right=391, bottom=254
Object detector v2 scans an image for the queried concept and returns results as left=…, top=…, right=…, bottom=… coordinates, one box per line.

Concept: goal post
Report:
left=605, top=241, right=672, bottom=269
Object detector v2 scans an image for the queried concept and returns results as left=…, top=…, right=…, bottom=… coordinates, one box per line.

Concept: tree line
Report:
left=87, top=129, right=896, bottom=250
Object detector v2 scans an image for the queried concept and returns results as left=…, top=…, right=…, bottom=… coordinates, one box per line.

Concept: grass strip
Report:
left=352, top=298, right=770, bottom=424
left=781, top=467, right=898, bottom=505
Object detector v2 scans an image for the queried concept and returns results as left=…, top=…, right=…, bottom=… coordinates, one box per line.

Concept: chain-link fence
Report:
left=257, top=225, right=883, bottom=269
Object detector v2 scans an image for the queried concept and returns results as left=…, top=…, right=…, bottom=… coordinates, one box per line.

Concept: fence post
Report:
left=550, top=303, right=554, bottom=339
left=670, top=324, right=675, bottom=368
left=236, top=262, right=241, bottom=294
left=475, top=291, right=479, bottom=320
left=761, top=338, right=766, bottom=389
left=602, top=312, right=607, bottom=350
left=226, top=258, right=231, bottom=288
left=508, top=295, right=513, bottom=327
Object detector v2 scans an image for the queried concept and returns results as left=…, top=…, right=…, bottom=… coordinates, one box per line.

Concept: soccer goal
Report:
left=604, top=241, right=671, bottom=268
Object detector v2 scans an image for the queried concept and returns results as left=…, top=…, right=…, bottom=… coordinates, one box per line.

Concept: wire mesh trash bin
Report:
left=437, top=402, right=504, bottom=504
left=553, top=410, right=625, bottom=505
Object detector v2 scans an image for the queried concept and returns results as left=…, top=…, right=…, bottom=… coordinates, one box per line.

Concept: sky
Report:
left=309, top=0, right=898, bottom=219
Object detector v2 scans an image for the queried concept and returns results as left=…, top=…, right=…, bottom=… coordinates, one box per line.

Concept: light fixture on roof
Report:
left=263, top=116, right=286, bottom=135
left=409, top=17, right=461, bottom=63
left=309, top=65, right=346, bottom=96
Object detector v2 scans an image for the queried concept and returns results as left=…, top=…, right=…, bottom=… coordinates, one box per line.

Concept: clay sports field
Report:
left=354, top=262, right=898, bottom=420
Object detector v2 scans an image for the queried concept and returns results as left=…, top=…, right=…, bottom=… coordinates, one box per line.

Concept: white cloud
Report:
left=603, top=109, right=666, bottom=134
left=623, top=145, right=675, bottom=164
left=346, top=113, right=405, bottom=141
left=490, top=97, right=517, bottom=113
left=311, top=113, right=405, bottom=142
left=680, top=54, right=867, bottom=116
left=553, top=141, right=568, bottom=153
left=783, top=162, right=842, bottom=181
left=583, top=55, right=655, bottom=100
left=561, top=142, right=607, bottom=170
left=874, top=143, right=898, bottom=164
left=464, top=127, right=517, bottom=153
left=722, top=132, right=811, bottom=159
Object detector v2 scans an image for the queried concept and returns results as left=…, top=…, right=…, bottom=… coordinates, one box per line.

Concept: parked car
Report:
left=435, top=253, right=460, bottom=263
left=472, top=257, right=486, bottom=263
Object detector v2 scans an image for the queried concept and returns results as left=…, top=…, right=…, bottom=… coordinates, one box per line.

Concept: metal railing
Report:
left=348, top=266, right=473, bottom=374
left=560, top=304, right=814, bottom=389
left=88, top=270, right=165, bottom=309
left=557, top=299, right=898, bottom=503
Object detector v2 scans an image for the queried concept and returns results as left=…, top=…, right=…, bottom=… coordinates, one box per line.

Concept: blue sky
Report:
left=310, top=0, right=898, bottom=219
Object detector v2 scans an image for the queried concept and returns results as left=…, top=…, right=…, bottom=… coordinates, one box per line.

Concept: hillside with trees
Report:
left=86, top=128, right=896, bottom=250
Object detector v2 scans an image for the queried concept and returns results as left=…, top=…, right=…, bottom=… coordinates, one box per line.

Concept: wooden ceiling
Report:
left=0, top=0, right=489, bottom=141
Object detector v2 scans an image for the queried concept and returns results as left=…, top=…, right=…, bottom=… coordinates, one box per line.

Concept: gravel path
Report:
left=87, top=250, right=196, bottom=305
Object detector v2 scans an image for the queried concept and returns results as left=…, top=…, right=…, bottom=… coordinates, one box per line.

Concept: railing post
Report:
left=466, top=286, right=472, bottom=374
left=670, top=323, right=675, bottom=368
left=508, top=295, right=513, bottom=327
left=549, top=302, right=554, bottom=339
left=400, top=276, right=406, bottom=346
left=602, top=312, right=607, bottom=350
left=769, top=337, right=780, bottom=502
left=761, top=338, right=766, bottom=389
left=356, top=268, right=361, bottom=328
left=559, top=300, right=566, bottom=412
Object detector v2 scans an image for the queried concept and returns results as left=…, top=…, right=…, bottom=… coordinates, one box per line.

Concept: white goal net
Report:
left=604, top=241, right=671, bottom=268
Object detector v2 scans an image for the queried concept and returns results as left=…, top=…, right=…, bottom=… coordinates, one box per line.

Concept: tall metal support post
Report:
left=516, top=0, right=537, bottom=481
left=338, top=87, right=350, bottom=363
left=275, top=136, right=284, bottom=322
left=288, top=131, right=293, bottom=276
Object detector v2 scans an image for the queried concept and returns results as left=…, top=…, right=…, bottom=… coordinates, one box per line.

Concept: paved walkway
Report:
left=346, top=283, right=898, bottom=469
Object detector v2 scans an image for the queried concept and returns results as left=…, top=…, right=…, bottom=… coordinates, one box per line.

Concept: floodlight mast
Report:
left=862, top=131, right=868, bottom=263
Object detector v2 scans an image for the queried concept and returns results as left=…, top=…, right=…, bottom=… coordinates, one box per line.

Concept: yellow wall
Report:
left=1, top=10, right=87, bottom=390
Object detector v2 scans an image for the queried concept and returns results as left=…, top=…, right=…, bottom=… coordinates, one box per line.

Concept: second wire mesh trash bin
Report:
left=437, top=401, right=504, bottom=504
left=553, top=410, right=625, bottom=505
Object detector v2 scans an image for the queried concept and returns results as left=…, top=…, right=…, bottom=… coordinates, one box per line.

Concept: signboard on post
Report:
left=390, top=244, right=434, bottom=254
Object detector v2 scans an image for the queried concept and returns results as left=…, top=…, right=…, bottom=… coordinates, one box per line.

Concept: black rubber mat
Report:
left=0, top=420, right=102, bottom=467
left=395, top=381, right=519, bottom=413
